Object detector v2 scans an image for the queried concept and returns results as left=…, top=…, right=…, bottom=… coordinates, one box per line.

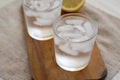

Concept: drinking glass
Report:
left=53, top=13, right=98, bottom=71
left=23, top=0, right=62, bottom=40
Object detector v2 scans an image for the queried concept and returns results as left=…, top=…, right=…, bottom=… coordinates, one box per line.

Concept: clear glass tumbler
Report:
left=53, top=13, right=98, bottom=71
left=23, top=0, right=62, bottom=40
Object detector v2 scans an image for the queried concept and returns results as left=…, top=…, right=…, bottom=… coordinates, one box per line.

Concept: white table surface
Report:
left=0, top=0, right=120, bottom=80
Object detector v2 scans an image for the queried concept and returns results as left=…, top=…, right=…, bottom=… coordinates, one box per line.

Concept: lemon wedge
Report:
left=62, top=0, right=86, bottom=12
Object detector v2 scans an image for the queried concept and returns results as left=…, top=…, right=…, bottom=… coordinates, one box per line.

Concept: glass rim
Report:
left=23, top=0, right=62, bottom=12
left=53, top=13, right=98, bottom=43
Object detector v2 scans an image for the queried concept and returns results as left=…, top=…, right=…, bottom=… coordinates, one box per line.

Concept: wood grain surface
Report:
left=23, top=13, right=107, bottom=80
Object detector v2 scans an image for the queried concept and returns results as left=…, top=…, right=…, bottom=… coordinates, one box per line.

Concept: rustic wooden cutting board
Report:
left=23, top=11, right=107, bottom=80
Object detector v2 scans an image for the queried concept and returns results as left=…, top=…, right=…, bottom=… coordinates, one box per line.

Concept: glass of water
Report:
left=53, top=13, right=98, bottom=71
left=23, top=0, right=62, bottom=40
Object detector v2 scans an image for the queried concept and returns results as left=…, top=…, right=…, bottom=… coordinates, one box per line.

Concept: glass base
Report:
left=28, top=32, right=53, bottom=41
left=56, top=61, right=88, bottom=71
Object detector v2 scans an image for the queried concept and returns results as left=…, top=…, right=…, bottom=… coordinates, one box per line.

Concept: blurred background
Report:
left=0, top=0, right=120, bottom=18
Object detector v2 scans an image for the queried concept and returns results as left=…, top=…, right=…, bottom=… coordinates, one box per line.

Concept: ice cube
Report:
left=74, top=25, right=86, bottom=33
left=34, top=18, right=52, bottom=25
left=40, top=12, right=55, bottom=20
left=25, top=10, right=39, bottom=17
left=34, top=1, right=50, bottom=11
left=51, top=0, right=60, bottom=9
left=59, top=43, right=79, bottom=56
left=71, top=35, right=89, bottom=42
left=29, top=0, right=37, bottom=9
left=80, top=44, right=91, bottom=53
left=58, top=26, right=86, bottom=42
left=71, top=43, right=91, bottom=53
left=58, top=30, right=82, bottom=41
left=84, top=22, right=93, bottom=35
left=57, top=24, right=89, bottom=42
left=29, top=0, right=50, bottom=11
left=25, top=10, right=56, bottom=22
left=57, top=25, right=73, bottom=32
left=65, top=19, right=84, bottom=25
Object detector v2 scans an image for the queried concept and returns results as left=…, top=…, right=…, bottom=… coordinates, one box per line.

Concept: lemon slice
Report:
left=62, top=0, right=85, bottom=12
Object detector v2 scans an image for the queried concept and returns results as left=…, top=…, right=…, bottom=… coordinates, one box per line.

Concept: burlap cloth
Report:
left=0, top=0, right=120, bottom=80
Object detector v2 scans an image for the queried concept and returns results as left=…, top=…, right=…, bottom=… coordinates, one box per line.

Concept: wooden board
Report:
left=23, top=12, right=107, bottom=80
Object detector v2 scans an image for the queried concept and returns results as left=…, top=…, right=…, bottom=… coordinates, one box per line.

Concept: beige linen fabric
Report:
left=86, top=0, right=120, bottom=19
left=0, top=0, right=31, bottom=80
left=0, top=0, right=120, bottom=80
left=83, top=4, right=120, bottom=80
